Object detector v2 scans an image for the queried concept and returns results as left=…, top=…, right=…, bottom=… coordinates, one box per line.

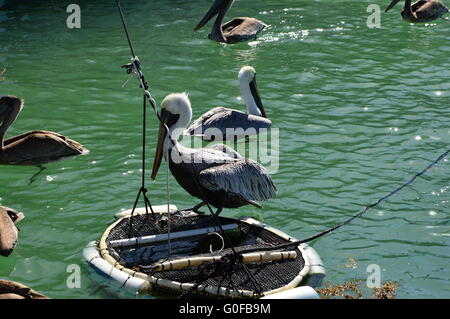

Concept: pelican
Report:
left=0, top=206, right=24, bottom=257
left=194, top=0, right=267, bottom=44
left=385, top=0, right=449, bottom=22
left=151, top=93, right=276, bottom=215
left=185, top=66, right=271, bottom=142
left=0, top=280, right=48, bottom=299
left=0, top=95, right=89, bottom=183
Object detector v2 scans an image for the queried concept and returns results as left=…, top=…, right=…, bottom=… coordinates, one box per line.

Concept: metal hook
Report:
left=208, top=232, right=225, bottom=254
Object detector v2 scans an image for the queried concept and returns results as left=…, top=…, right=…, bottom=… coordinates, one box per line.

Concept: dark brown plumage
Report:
left=385, top=0, right=449, bottom=22
left=0, top=95, right=89, bottom=182
left=194, top=0, right=267, bottom=44
left=0, top=280, right=48, bottom=299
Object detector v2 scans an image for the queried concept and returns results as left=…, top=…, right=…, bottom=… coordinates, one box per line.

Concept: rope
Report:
left=234, top=148, right=450, bottom=255
left=166, top=133, right=172, bottom=256
left=116, top=1, right=159, bottom=234
left=176, top=253, right=251, bottom=299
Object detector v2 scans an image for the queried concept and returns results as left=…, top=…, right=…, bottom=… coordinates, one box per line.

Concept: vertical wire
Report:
left=142, top=95, right=146, bottom=187
left=166, top=145, right=172, bottom=256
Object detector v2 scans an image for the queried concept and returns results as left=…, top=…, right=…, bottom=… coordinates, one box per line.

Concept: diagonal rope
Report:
left=234, top=148, right=450, bottom=255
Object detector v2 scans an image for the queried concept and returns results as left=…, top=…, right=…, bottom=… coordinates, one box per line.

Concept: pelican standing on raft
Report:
left=385, top=0, right=449, bottom=22
left=0, top=206, right=24, bottom=257
left=194, top=0, right=267, bottom=44
left=186, top=66, right=271, bottom=142
left=151, top=93, right=276, bottom=215
left=0, top=95, right=89, bottom=183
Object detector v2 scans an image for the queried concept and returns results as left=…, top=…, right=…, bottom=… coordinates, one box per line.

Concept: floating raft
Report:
left=84, top=205, right=325, bottom=299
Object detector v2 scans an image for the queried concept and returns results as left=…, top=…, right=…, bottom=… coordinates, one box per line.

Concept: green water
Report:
left=0, top=0, right=449, bottom=299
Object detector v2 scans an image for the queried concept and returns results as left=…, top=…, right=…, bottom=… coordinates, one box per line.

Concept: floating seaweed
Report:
left=317, top=280, right=399, bottom=299
left=317, top=280, right=363, bottom=299
left=0, top=67, right=6, bottom=81
left=372, top=281, right=399, bottom=299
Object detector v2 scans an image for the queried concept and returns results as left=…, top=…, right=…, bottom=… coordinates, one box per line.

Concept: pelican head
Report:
left=385, top=0, right=401, bottom=12
left=1, top=206, right=24, bottom=224
left=238, top=66, right=266, bottom=118
left=0, top=95, right=23, bottom=120
left=194, top=0, right=234, bottom=31
left=151, top=93, right=192, bottom=180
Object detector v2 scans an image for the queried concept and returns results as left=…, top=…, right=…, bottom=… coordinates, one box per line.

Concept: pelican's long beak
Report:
left=249, top=76, right=267, bottom=118
left=385, top=0, right=401, bottom=12
left=151, top=109, right=179, bottom=180
left=151, top=111, right=169, bottom=181
left=11, top=212, right=25, bottom=224
left=194, top=0, right=231, bottom=31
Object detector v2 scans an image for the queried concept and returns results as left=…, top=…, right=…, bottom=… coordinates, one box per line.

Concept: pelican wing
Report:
left=186, top=106, right=228, bottom=137
left=0, top=280, right=48, bottom=299
left=187, top=107, right=271, bottom=141
left=199, top=159, right=277, bottom=203
left=204, top=143, right=242, bottom=159
left=4, top=130, right=64, bottom=146
left=223, top=17, right=267, bottom=43
left=415, top=0, right=449, bottom=19
left=411, top=0, right=429, bottom=12
left=3, top=130, right=88, bottom=164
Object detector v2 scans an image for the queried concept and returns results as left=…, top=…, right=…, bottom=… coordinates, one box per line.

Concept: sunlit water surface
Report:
left=0, top=0, right=449, bottom=298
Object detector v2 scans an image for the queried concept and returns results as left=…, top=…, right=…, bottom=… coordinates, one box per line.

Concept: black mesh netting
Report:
left=105, top=212, right=305, bottom=295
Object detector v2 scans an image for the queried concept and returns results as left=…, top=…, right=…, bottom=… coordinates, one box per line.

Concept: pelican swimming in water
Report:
left=194, top=0, right=267, bottom=44
left=0, top=206, right=24, bottom=257
left=151, top=93, right=276, bottom=215
left=0, top=280, right=48, bottom=299
left=385, top=0, right=449, bottom=22
left=186, top=66, right=271, bottom=142
left=0, top=95, right=89, bottom=183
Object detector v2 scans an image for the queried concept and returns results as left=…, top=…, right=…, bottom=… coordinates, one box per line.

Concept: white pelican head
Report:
left=160, top=93, right=192, bottom=131
left=238, top=66, right=267, bottom=118
left=151, top=93, right=192, bottom=180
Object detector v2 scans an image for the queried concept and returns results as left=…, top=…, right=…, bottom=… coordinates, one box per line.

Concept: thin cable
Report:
left=235, top=148, right=450, bottom=254
left=166, top=137, right=172, bottom=256
left=116, top=0, right=136, bottom=58
left=116, top=1, right=158, bottom=229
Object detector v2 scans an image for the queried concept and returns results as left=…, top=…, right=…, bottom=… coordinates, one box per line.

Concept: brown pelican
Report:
left=0, top=95, right=89, bottom=183
left=0, top=206, right=24, bottom=257
left=186, top=66, right=271, bottom=142
left=0, top=280, right=48, bottom=299
left=194, top=0, right=267, bottom=44
left=385, top=0, right=449, bottom=22
left=151, top=93, right=276, bottom=215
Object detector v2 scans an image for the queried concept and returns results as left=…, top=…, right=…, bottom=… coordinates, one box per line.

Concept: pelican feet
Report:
left=179, top=201, right=207, bottom=215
